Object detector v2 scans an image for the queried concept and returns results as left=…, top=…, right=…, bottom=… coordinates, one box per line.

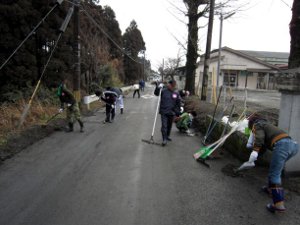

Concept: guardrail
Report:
left=83, top=86, right=133, bottom=110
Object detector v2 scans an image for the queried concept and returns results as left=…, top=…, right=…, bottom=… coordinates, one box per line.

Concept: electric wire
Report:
left=0, top=4, right=60, bottom=71
left=18, top=32, right=64, bottom=127
left=80, top=5, right=143, bottom=65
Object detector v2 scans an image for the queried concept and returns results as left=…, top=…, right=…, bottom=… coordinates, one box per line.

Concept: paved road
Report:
left=0, top=88, right=299, bottom=225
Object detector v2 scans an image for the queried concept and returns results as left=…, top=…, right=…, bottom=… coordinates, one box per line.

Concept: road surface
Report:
left=0, top=87, right=299, bottom=225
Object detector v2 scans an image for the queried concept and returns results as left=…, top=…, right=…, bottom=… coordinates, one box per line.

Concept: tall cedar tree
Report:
left=289, top=0, right=300, bottom=69
left=123, top=20, right=146, bottom=84
left=0, top=0, right=125, bottom=102
left=183, top=0, right=209, bottom=95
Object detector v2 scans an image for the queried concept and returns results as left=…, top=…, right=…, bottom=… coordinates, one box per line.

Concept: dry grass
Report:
left=0, top=100, right=60, bottom=144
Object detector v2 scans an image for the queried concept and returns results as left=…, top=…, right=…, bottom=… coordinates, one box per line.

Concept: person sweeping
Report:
left=97, top=87, right=118, bottom=123
left=246, top=114, right=298, bottom=213
left=154, top=80, right=181, bottom=146
left=57, top=81, right=84, bottom=133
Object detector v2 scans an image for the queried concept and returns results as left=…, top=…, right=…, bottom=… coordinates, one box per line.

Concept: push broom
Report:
left=141, top=87, right=162, bottom=145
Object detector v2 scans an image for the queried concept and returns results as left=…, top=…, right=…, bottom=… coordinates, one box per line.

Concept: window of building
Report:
left=223, top=71, right=237, bottom=87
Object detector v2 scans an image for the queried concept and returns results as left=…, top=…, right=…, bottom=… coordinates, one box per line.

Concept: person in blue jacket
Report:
left=154, top=80, right=181, bottom=146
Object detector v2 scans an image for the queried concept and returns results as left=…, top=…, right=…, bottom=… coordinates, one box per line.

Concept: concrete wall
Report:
left=278, top=93, right=300, bottom=174
left=174, top=75, right=186, bottom=90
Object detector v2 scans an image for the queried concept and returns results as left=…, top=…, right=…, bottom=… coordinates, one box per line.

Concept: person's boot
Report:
left=78, top=120, right=84, bottom=133
left=67, top=123, right=74, bottom=132
left=104, top=115, right=110, bottom=124
left=162, top=139, right=167, bottom=146
left=167, top=137, right=172, bottom=141
left=120, top=108, right=123, bottom=114
left=261, top=184, right=272, bottom=197
left=110, top=114, right=115, bottom=123
left=266, top=186, right=286, bottom=213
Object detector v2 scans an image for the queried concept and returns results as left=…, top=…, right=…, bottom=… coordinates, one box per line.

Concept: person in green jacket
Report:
left=247, top=114, right=298, bottom=213
left=175, top=111, right=197, bottom=134
left=57, top=81, right=84, bottom=132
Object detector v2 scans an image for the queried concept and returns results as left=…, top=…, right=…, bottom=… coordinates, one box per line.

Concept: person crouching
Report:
left=247, top=114, right=298, bottom=213
left=175, top=111, right=197, bottom=135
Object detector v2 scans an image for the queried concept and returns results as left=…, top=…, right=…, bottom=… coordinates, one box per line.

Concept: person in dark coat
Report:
left=139, top=80, right=145, bottom=92
left=57, top=82, right=84, bottom=132
left=96, top=87, right=118, bottom=123
left=247, top=114, right=299, bottom=213
left=154, top=80, right=181, bottom=146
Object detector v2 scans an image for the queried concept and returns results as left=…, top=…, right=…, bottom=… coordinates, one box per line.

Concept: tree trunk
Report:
left=184, top=6, right=198, bottom=95
left=289, top=0, right=300, bottom=69
left=201, top=0, right=215, bottom=101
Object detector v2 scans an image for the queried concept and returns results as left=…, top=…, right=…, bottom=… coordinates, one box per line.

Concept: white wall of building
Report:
left=195, top=50, right=276, bottom=92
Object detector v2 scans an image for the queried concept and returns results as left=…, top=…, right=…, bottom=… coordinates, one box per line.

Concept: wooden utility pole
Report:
left=161, top=58, right=164, bottom=82
left=73, top=0, right=81, bottom=102
left=201, top=0, right=215, bottom=101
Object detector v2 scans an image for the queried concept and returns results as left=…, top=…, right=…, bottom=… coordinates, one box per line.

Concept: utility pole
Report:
left=73, top=0, right=81, bottom=102
left=216, top=12, right=235, bottom=96
left=201, top=0, right=215, bottom=101
left=216, top=14, right=223, bottom=92
left=161, top=58, right=164, bottom=82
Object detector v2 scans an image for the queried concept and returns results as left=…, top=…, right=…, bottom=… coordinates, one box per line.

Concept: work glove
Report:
left=111, top=104, right=115, bottom=109
left=58, top=108, right=64, bottom=113
left=67, top=103, right=72, bottom=107
left=246, top=132, right=254, bottom=149
left=174, top=116, right=180, bottom=122
left=248, top=151, right=258, bottom=163
left=158, top=83, right=164, bottom=88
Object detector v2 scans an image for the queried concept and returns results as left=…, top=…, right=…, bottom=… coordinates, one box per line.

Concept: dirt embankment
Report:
left=0, top=100, right=103, bottom=164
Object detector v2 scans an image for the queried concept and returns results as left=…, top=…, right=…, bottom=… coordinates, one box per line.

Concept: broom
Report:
left=141, top=87, right=162, bottom=145
left=41, top=112, right=61, bottom=128
left=194, top=108, right=248, bottom=164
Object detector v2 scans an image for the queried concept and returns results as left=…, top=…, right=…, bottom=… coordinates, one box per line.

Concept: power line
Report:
left=279, top=0, right=292, bottom=9
left=0, top=2, right=62, bottom=71
left=80, top=5, right=143, bottom=65
left=18, top=5, right=74, bottom=127
left=19, top=32, right=64, bottom=127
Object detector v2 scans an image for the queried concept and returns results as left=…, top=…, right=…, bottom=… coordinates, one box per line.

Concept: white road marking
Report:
left=141, top=94, right=154, bottom=99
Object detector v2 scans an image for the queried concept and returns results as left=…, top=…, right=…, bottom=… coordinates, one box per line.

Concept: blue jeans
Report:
left=269, top=138, right=299, bottom=185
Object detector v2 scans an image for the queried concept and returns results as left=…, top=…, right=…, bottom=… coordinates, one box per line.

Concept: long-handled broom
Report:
left=194, top=125, right=240, bottom=167
left=41, top=112, right=61, bottom=128
left=202, top=86, right=223, bottom=145
left=141, top=87, right=162, bottom=145
left=194, top=108, right=248, bottom=167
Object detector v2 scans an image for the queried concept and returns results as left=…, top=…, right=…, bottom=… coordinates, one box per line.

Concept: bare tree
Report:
left=158, top=50, right=184, bottom=81
left=167, top=0, right=248, bottom=95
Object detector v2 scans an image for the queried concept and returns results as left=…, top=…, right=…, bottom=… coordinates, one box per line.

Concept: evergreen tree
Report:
left=123, top=20, right=146, bottom=84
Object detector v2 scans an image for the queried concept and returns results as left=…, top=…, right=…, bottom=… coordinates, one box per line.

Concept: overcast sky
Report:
left=100, top=0, right=293, bottom=69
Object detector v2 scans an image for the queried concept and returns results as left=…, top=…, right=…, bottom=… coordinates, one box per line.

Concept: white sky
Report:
left=100, top=0, right=293, bottom=70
